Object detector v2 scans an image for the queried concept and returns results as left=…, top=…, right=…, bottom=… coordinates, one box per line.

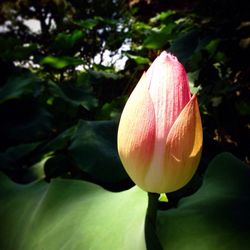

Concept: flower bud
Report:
left=117, top=51, right=202, bottom=193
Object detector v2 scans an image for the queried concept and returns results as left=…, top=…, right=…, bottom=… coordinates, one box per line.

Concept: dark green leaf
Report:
left=0, top=100, right=52, bottom=146
left=89, top=69, right=123, bottom=80
left=0, top=153, right=249, bottom=249
left=40, top=120, right=129, bottom=186
left=235, top=100, right=250, bottom=115
left=150, top=10, right=175, bottom=24
left=47, top=81, right=98, bottom=110
left=126, top=54, right=150, bottom=65
left=96, top=96, right=126, bottom=120
left=0, top=74, right=42, bottom=103
left=74, top=18, right=99, bottom=29
left=40, top=56, right=83, bottom=69
left=158, top=153, right=250, bottom=250
left=169, top=29, right=200, bottom=65
left=143, top=23, right=175, bottom=49
left=5, top=142, right=41, bottom=161
left=53, top=30, right=85, bottom=50
left=60, top=84, right=98, bottom=110
left=69, top=120, right=129, bottom=184
left=40, top=126, right=76, bottom=154
left=0, top=38, right=36, bottom=61
left=44, top=155, right=70, bottom=180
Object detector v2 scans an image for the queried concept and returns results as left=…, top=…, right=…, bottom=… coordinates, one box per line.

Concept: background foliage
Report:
left=0, top=0, right=249, bottom=249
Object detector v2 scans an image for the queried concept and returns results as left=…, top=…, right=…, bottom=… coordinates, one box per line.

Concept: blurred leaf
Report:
left=0, top=142, right=42, bottom=171
left=0, top=73, right=42, bottom=103
left=150, top=10, right=175, bottom=24
left=40, top=120, right=129, bottom=185
left=44, top=155, right=70, bottom=180
left=89, top=69, right=123, bottom=80
left=4, top=142, right=41, bottom=161
left=69, top=120, right=129, bottom=184
left=94, top=16, right=117, bottom=26
left=211, top=96, right=222, bottom=107
left=48, top=81, right=98, bottom=110
left=189, top=39, right=221, bottom=71
left=19, top=157, right=47, bottom=183
left=76, top=71, right=92, bottom=87
left=0, top=99, right=52, bottom=146
left=27, top=158, right=46, bottom=181
left=74, top=18, right=99, bottom=29
left=53, top=30, right=84, bottom=51
left=40, top=126, right=76, bottom=154
left=205, top=39, right=220, bottom=56
left=14, top=44, right=37, bottom=61
left=187, top=71, right=201, bottom=94
left=0, top=38, right=36, bottom=61
left=215, top=51, right=227, bottom=62
left=158, top=153, right=250, bottom=250
left=235, top=100, right=250, bottom=115
left=40, top=56, right=83, bottom=69
left=189, top=51, right=203, bottom=71
left=133, top=21, right=152, bottom=32
left=0, top=37, right=20, bottom=54
left=0, top=143, right=47, bottom=183
left=0, top=153, right=16, bottom=171
left=96, top=96, right=126, bottom=120
left=143, top=23, right=176, bottom=49
left=169, top=29, right=200, bottom=65
left=0, top=174, right=147, bottom=250
left=60, top=84, right=98, bottom=110
left=126, top=54, right=150, bottom=65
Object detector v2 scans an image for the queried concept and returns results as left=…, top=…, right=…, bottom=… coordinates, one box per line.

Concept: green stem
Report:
left=145, top=192, right=163, bottom=250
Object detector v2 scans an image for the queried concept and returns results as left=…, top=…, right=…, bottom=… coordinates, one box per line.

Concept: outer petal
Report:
left=160, top=95, right=202, bottom=193
left=117, top=73, right=156, bottom=189
left=143, top=52, right=192, bottom=193
left=147, top=51, right=191, bottom=140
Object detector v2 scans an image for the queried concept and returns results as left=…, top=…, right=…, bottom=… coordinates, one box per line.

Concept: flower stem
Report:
left=145, top=192, right=163, bottom=250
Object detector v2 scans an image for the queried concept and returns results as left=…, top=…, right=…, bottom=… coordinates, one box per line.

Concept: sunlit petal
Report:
left=162, top=95, right=203, bottom=193
left=117, top=73, right=156, bottom=189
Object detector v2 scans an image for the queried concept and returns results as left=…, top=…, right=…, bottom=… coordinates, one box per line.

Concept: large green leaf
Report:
left=0, top=153, right=249, bottom=250
left=48, top=81, right=98, bottom=110
left=40, top=120, right=129, bottom=186
left=0, top=174, right=147, bottom=250
left=157, top=153, right=250, bottom=250
left=0, top=73, right=42, bottom=103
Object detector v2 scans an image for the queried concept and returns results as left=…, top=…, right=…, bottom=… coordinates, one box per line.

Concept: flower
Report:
left=117, top=51, right=203, bottom=193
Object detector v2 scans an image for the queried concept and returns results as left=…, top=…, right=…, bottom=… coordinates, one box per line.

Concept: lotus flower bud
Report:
left=117, top=51, right=203, bottom=193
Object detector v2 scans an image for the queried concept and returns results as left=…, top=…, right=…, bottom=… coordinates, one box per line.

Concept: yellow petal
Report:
left=117, top=73, right=156, bottom=189
left=161, top=95, right=203, bottom=193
